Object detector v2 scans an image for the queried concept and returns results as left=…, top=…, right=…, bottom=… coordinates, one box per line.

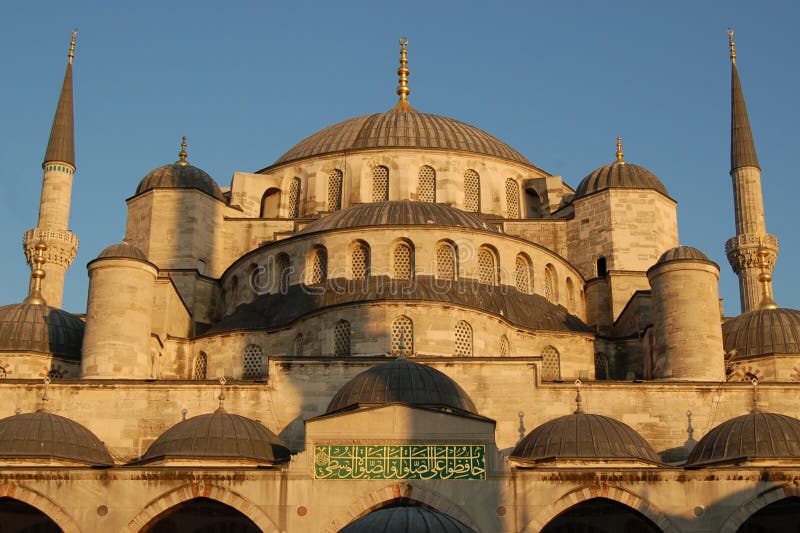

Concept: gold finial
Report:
left=396, top=38, right=410, bottom=102
left=615, top=136, right=625, bottom=163
left=574, top=379, right=585, bottom=414
left=24, top=242, right=48, bottom=306
left=177, top=136, right=188, bottom=166
left=728, top=28, right=736, bottom=63
left=756, top=246, right=778, bottom=310
left=217, top=376, right=227, bottom=410
left=69, top=29, right=77, bottom=64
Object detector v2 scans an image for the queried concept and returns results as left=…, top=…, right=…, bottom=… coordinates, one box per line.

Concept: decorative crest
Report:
left=23, top=242, right=48, bottom=306
left=750, top=377, right=760, bottom=412
left=40, top=376, right=51, bottom=412
left=728, top=28, right=736, bottom=63
left=396, top=38, right=410, bottom=102
left=756, top=246, right=778, bottom=310
left=615, top=136, right=625, bottom=163
left=177, top=136, right=188, bottom=166
left=69, top=29, right=77, bottom=64
left=218, top=376, right=227, bottom=410
left=573, top=379, right=585, bottom=414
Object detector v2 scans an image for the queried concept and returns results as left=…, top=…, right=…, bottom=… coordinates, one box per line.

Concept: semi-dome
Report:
left=575, top=149, right=668, bottom=199
left=510, top=412, right=660, bottom=465
left=268, top=106, right=535, bottom=170
left=0, top=302, right=84, bottom=360
left=339, top=506, right=475, bottom=533
left=657, top=245, right=711, bottom=264
left=686, top=411, right=800, bottom=467
left=326, top=357, right=478, bottom=415
left=0, top=411, right=113, bottom=466
left=139, top=408, right=290, bottom=464
left=298, top=201, right=499, bottom=235
left=96, top=241, right=148, bottom=261
left=722, top=307, right=800, bottom=359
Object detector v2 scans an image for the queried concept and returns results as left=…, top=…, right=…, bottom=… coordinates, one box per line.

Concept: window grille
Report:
left=193, top=352, right=207, bottom=380
left=541, top=346, right=561, bottom=381
left=372, top=166, right=389, bottom=202
left=544, top=265, right=557, bottom=303
left=454, top=321, right=473, bottom=356
left=506, top=178, right=520, bottom=218
left=242, top=345, right=263, bottom=379
left=309, top=247, right=327, bottom=284
left=500, top=335, right=510, bottom=357
left=334, top=321, right=351, bottom=356
left=595, top=353, right=609, bottom=380
left=289, top=177, right=301, bottom=218
left=351, top=243, right=369, bottom=280
left=436, top=243, right=457, bottom=280
left=294, top=334, right=304, bottom=357
left=392, top=243, right=413, bottom=280
left=327, top=169, right=343, bottom=211
left=515, top=254, right=533, bottom=294
left=391, top=316, right=414, bottom=356
left=464, top=169, right=480, bottom=212
left=566, top=277, right=576, bottom=312
left=478, top=247, right=496, bottom=285
left=418, top=166, right=436, bottom=203
left=277, top=253, right=291, bottom=294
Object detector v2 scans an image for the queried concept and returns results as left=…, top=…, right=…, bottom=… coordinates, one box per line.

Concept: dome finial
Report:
left=39, top=377, right=51, bottom=412
left=397, top=38, right=410, bottom=102
left=728, top=28, right=736, bottom=64
left=23, top=242, right=48, bottom=306
left=756, top=245, right=778, bottom=310
left=68, top=29, right=77, bottom=65
left=615, top=136, right=625, bottom=164
left=574, top=379, right=585, bottom=414
left=177, top=136, right=189, bottom=166
left=750, top=377, right=760, bottom=412
left=217, top=376, right=227, bottom=411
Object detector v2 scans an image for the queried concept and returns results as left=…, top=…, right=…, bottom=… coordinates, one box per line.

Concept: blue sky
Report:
left=1, top=1, right=798, bottom=315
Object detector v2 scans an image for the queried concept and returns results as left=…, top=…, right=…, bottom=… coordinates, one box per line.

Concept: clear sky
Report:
left=1, top=1, right=798, bottom=315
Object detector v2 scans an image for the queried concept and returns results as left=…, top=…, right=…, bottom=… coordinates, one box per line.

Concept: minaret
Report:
left=22, top=31, right=79, bottom=308
left=724, top=29, right=778, bottom=313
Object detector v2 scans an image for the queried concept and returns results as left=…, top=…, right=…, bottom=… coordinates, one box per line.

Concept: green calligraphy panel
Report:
left=313, top=444, right=485, bottom=480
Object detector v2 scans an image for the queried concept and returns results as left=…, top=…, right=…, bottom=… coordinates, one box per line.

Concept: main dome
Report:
left=268, top=106, right=534, bottom=169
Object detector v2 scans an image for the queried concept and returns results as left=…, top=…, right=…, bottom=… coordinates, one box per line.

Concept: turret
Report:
left=22, top=31, right=79, bottom=308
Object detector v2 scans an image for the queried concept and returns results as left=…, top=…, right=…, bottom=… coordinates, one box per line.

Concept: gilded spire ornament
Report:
left=217, top=376, right=227, bottom=410
left=397, top=38, right=410, bottom=101
left=177, top=136, right=188, bottom=166
left=23, top=242, right=48, bottom=306
left=728, top=28, right=736, bottom=63
left=756, top=246, right=778, bottom=310
left=69, top=29, right=77, bottom=64
left=750, top=377, right=760, bottom=412
left=615, top=136, right=625, bottom=163
left=573, top=379, right=585, bottom=414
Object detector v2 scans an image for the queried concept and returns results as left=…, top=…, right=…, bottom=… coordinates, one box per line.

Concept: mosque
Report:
left=0, top=30, right=798, bottom=532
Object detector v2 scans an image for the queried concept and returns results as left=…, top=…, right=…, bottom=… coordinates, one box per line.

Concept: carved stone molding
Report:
left=23, top=227, right=79, bottom=269
left=725, top=233, right=778, bottom=273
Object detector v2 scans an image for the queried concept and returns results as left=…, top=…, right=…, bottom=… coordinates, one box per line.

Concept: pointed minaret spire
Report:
left=392, top=38, right=415, bottom=112
left=724, top=29, right=778, bottom=313
left=44, top=30, right=76, bottom=168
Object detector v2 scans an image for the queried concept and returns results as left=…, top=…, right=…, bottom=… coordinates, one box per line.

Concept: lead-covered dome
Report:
left=299, top=201, right=498, bottom=234
left=326, top=357, right=478, bottom=415
left=339, top=506, right=475, bottom=533
left=268, top=106, right=534, bottom=169
left=0, top=411, right=113, bottom=466
left=97, top=241, right=148, bottom=261
left=139, top=408, right=290, bottom=465
left=722, top=307, right=800, bottom=359
left=686, top=411, right=800, bottom=467
left=135, top=143, right=224, bottom=201
left=0, top=303, right=84, bottom=360
left=657, top=245, right=711, bottom=264
left=575, top=159, right=668, bottom=199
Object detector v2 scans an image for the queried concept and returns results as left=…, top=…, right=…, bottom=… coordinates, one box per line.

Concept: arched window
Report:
left=597, top=256, right=608, bottom=277
left=350, top=241, right=370, bottom=280
left=499, top=335, right=510, bottom=357
left=391, top=316, right=414, bottom=356
left=392, top=242, right=414, bottom=280
left=595, top=352, right=609, bottom=380
left=505, top=178, right=520, bottom=218
left=566, top=277, right=576, bottom=312
left=372, top=165, right=389, bottom=202
left=307, top=246, right=328, bottom=284
left=541, top=345, right=561, bottom=381
left=515, top=253, right=534, bottom=294
left=327, top=169, right=343, bottom=211
left=544, top=264, right=558, bottom=303
left=288, top=177, right=301, bottom=218
left=193, top=352, right=207, bottom=380
left=478, top=246, right=498, bottom=285
left=334, top=320, right=351, bottom=356
left=242, top=344, right=264, bottom=379
left=525, top=188, right=543, bottom=218
left=294, top=333, right=304, bottom=357
left=260, top=188, right=281, bottom=218
left=464, top=169, right=480, bottom=212
left=436, top=241, right=458, bottom=281
left=418, top=165, right=436, bottom=203
left=454, top=321, right=473, bottom=357
left=276, top=253, right=291, bottom=294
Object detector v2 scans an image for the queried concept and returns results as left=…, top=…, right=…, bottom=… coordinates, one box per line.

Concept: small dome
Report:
left=0, top=303, right=84, bottom=360
left=269, top=107, right=534, bottom=169
left=139, top=408, right=290, bottom=464
left=135, top=161, right=224, bottom=201
left=326, top=357, right=478, bottom=415
left=722, top=307, right=800, bottom=359
left=686, top=411, right=800, bottom=467
left=299, top=201, right=498, bottom=235
left=0, top=411, right=113, bottom=465
left=575, top=161, right=668, bottom=199
left=657, top=245, right=711, bottom=264
left=510, top=413, right=660, bottom=464
left=97, top=241, right=148, bottom=261
left=339, top=506, right=475, bottom=533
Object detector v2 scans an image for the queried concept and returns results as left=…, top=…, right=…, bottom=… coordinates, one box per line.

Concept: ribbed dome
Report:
left=97, top=241, right=148, bottom=261
left=722, top=307, right=800, bottom=359
left=686, top=411, right=800, bottom=467
left=575, top=161, right=668, bottom=199
left=139, top=408, right=290, bottom=464
left=657, top=245, right=711, bottom=264
left=0, top=411, right=113, bottom=465
left=269, top=107, right=533, bottom=168
left=326, top=357, right=477, bottom=415
left=0, top=303, right=84, bottom=360
left=299, top=201, right=498, bottom=235
left=510, top=413, right=660, bottom=464
left=135, top=161, right=224, bottom=201
left=339, top=506, right=475, bottom=533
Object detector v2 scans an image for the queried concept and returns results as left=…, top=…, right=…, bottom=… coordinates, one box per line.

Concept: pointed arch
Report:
left=306, top=245, right=328, bottom=285
left=372, top=165, right=389, bottom=202
left=525, top=187, right=543, bottom=218
left=391, top=316, right=414, bottom=356
left=454, top=321, right=473, bottom=357
left=349, top=240, right=371, bottom=280
left=720, top=484, right=800, bottom=533
left=499, top=335, right=510, bottom=357
left=260, top=187, right=282, bottom=218
left=327, top=168, right=343, bottom=211
left=288, top=176, right=301, bottom=218
left=192, top=352, right=207, bottom=380
left=334, top=320, right=351, bottom=356
left=544, top=263, right=558, bottom=303
left=436, top=240, right=458, bottom=281
left=418, top=165, right=436, bottom=202
left=464, top=169, right=480, bottom=212
left=477, top=245, right=499, bottom=285
left=391, top=240, right=414, bottom=280
left=541, top=345, right=561, bottom=381
left=566, top=277, right=576, bottom=312
left=0, top=484, right=80, bottom=533
left=515, top=253, right=534, bottom=294
left=276, top=252, right=291, bottom=294
left=505, top=178, right=520, bottom=218
left=294, top=333, right=304, bottom=357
